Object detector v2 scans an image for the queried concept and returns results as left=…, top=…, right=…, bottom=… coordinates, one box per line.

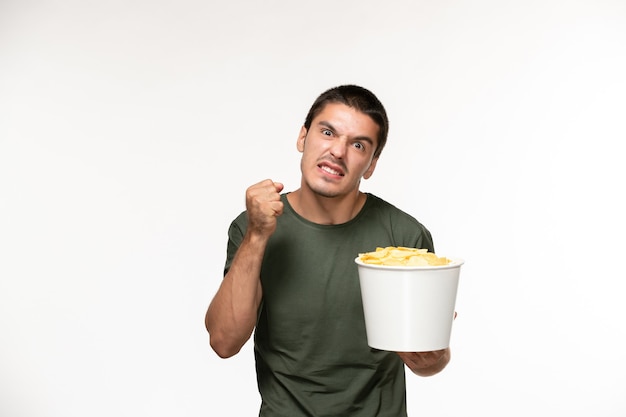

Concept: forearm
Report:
left=397, top=348, right=451, bottom=377
left=205, top=233, right=266, bottom=358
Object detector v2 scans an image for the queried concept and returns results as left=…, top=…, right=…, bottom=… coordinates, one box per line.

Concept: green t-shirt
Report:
left=225, top=193, right=435, bottom=417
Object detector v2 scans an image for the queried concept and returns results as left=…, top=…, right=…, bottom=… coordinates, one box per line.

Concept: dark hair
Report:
left=303, top=85, right=389, bottom=158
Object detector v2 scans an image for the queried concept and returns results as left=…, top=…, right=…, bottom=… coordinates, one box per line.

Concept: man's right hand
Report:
left=205, top=179, right=284, bottom=358
left=245, top=179, right=284, bottom=238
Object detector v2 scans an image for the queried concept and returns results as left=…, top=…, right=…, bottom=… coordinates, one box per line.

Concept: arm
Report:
left=204, top=179, right=284, bottom=358
left=396, top=348, right=451, bottom=377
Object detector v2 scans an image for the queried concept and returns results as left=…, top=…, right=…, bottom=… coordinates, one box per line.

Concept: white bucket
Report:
left=355, top=258, right=464, bottom=352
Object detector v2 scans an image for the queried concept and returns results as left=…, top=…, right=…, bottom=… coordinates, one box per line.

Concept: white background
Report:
left=1, top=0, right=625, bottom=416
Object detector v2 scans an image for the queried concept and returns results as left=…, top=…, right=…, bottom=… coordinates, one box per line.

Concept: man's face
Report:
left=297, top=102, right=380, bottom=198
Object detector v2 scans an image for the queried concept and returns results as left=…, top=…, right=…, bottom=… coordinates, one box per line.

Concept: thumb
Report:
left=273, top=181, right=284, bottom=193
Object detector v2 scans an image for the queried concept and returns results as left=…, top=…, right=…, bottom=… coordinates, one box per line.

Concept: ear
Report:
left=297, top=126, right=307, bottom=152
left=362, top=156, right=379, bottom=180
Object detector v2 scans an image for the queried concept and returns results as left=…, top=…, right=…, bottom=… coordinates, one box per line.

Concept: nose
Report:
left=329, top=137, right=347, bottom=159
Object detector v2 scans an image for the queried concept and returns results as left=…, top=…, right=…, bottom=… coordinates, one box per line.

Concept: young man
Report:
left=205, top=85, right=451, bottom=416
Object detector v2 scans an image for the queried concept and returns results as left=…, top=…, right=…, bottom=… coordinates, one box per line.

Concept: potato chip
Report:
left=358, top=246, right=451, bottom=266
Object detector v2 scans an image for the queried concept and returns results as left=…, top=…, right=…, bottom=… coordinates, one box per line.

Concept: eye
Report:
left=322, top=129, right=332, bottom=136
left=353, top=142, right=365, bottom=151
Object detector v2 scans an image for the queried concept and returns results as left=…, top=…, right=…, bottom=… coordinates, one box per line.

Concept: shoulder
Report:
left=362, top=193, right=435, bottom=251
left=364, top=193, right=421, bottom=223
left=227, top=210, right=248, bottom=243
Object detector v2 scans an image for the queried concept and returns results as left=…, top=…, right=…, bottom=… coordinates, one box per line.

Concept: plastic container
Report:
left=355, top=258, right=464, bottom=351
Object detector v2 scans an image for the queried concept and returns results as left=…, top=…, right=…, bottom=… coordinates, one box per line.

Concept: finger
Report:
left=269, top=201, right=284, bottom=217
left=273, top=181, right=284, bottom=193
left=247, top=180, right=282, bottom=204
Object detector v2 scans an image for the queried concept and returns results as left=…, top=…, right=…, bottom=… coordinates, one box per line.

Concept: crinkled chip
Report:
left=358, top=246, right=451, bottom=266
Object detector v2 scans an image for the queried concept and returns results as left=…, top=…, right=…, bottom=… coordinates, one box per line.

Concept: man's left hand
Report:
left=396, top=348, right=451, bottom=377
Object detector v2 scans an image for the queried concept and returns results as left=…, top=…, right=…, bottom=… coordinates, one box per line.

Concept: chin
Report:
left=308, top=182, right=342, bottom=198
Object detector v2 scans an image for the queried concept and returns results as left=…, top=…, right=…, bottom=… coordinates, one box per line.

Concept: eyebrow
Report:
left=317, top=121, right=376, bottom=146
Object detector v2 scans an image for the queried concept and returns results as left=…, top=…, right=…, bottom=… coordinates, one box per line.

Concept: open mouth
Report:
left=319, top=163, right=344, bottom=177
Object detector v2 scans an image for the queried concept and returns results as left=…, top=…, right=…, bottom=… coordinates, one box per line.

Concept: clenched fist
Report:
left=245, top=179, right=284, bottom=238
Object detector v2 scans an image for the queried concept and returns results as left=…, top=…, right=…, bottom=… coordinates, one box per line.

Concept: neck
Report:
left=287, top=188, right=367, bottom=225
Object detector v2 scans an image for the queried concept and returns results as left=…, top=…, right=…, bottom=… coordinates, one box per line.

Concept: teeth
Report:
left=321, top=165, right=341, bottom=175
